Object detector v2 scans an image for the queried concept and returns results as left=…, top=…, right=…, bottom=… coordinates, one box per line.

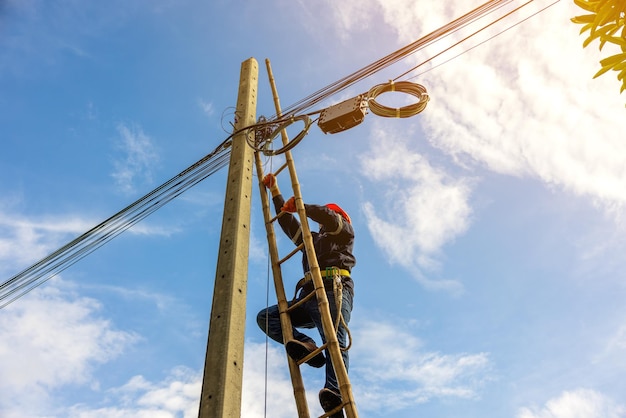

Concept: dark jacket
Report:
left=272, top=194, right=356, bottom=294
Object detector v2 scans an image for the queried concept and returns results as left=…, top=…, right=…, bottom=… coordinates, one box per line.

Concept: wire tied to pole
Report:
left=247, top=114, right=313, bottom=156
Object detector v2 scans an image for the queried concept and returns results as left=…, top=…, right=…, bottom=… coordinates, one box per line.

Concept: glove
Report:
left=281, top=196, right=297, bottom=213
left=262, top=174, right=276, bottom=189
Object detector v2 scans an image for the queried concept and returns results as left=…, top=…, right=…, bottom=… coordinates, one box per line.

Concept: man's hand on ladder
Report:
left=262, top=173, right=280, bottom=197
left=281, top=196, right=297, bottom=213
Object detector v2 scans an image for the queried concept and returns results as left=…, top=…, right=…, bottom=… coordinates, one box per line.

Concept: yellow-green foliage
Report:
left=571, top=0, right=626, bottom=96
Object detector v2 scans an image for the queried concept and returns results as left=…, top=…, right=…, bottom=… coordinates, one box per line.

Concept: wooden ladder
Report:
left=252, top=59, right=358, bottom=418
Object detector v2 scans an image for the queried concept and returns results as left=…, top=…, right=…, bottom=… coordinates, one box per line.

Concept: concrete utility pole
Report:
left=199, top=57, right=258, bottom=418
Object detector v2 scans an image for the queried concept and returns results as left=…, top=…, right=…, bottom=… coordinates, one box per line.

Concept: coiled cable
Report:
left=367, top=80, right=430, bottom=118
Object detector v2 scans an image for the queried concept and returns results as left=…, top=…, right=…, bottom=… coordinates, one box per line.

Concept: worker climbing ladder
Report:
left=253, top=59, right=359, bottom=418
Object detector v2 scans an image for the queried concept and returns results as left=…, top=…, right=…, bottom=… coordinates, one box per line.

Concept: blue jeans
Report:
left=257, top=286, right=353, bottom=393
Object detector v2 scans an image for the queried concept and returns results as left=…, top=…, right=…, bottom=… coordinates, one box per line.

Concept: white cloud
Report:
left=0, top=279, right=305, bottom=418
left=112, top=124, right=160, bottom=195
left=243, top=328, right=490, bottom=417
left=0, top=279, right=138, bottom=417
left=0, top=338, right=302, bottom=418
left=248, top=226, right=270, bottom=265
left=67, top=367, right=201, bottom=418
left=605, top=323, right=626, bottom=355
left=0, top=208, right=95, bottom=271
left=0, top=279, right=490, bottom=418
left=322, top=0, right=626, bottom=217
left=387, top=0, right=626, bottom=217
left=517, top=389, right=626, bottom=418
left=198, top=98, right=214, bottom=117
left=351, top=319, right=491, bottom=413
left=359, top=124, right=472, bottom=289
left=241, top=341, right=312, bottom=418
left=0, top=203, right=183, bottom=282
left=126, top=222, right=181, bottom=236
left=62, top=341, right=308, bottom=418
left=334, top=0, right=626, bottom=294
left=592, top=317, right=626, bottom=372
left=325, top=1, right=381, bottom=40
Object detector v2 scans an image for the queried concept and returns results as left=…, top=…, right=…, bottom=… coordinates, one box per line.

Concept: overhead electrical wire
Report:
left=0, top=112, right=304, bottom=309
left=395, top=0, right=561, bottom=81
left=246, top=114, right=314, bottom=155
left=273, top=0, right=524, bottom=119
left=0, top=110, right=306, bottom=309
left=0, top=0, right=555, bottom=308
left=0, top=136, right=235, bottom=308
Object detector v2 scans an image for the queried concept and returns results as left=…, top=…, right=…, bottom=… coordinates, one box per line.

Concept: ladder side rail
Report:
left=296, top=215, right=358, bottom=418
left=265, top=58, right=358, bottom=418
left=254, top=152, right=310, bottom=418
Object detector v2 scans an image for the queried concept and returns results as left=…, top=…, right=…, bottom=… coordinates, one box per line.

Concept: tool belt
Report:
left=294, top=267, right=350, bottom=297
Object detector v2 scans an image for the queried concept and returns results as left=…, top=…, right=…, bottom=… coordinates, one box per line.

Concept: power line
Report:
left=399, top=0, right=561, bottom=81
left=0, top=0, right=552, bottom=308
left=274, top=0, right=522, bottom=119
left=0, top=111, right=305, bottom=309
left=0, top=137, right=234, bottom=309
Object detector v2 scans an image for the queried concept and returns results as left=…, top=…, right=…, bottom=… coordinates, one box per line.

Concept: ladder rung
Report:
left=295, top=343, right=328, bottom=367
left=321, top=401, right=348, bottom=418
left=274, top=161, right=288, bottom=176
left=268, top=210, right=286, bottom=224
left=285, top=286, right=316, bottom=312
left=278, top=242, right=304, bottom=265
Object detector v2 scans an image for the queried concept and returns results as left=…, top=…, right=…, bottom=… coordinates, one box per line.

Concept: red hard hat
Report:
left=326, top=203, right=351, bottom=224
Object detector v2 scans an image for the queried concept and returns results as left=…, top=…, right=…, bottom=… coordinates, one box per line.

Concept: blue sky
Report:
left=2, top=0, right=626, bottom=417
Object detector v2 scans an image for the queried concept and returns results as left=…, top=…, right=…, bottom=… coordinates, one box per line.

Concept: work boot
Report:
left=319, top=388, right=344, bottom=418
left=285, top=340, right=325, bottom=368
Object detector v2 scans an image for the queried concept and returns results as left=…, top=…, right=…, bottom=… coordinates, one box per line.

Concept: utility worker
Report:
left=257, top=173, right=356, bottom=418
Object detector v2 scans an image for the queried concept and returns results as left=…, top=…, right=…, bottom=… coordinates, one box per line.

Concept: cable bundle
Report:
left=367, top=81, right=429, bottom=118
left=247, top=114, right=312, bottom=156
left=274, top=0, right=515, bottom=119
left=0, top=138, right=233, bottom=308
